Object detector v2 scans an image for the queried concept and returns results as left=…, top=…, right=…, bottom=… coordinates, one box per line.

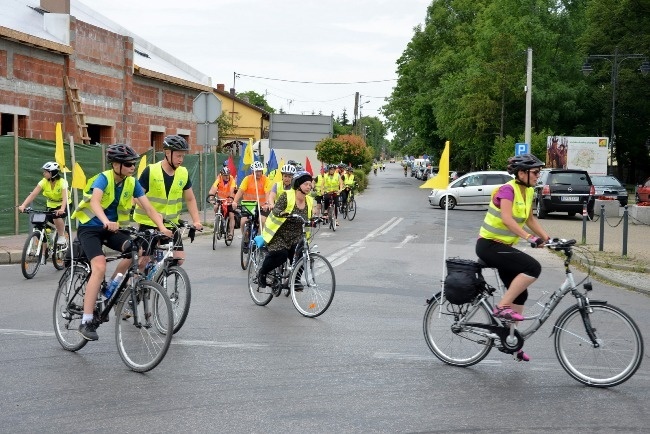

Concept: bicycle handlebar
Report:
left=279, top=213, right=324, bottom=227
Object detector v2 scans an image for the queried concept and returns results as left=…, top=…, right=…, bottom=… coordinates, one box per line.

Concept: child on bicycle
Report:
left=71, top=144, right=172, bottom=341
left=18, top=161, right=70, bottom=245
left=256, top=170, right=314, bottom=289
left=475, top=154, right=550, bottom=362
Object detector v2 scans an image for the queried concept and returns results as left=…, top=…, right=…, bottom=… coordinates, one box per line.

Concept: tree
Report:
left=315, top=135, right=373, bottom=168
left=237, top=90, right=275, bottom=113
left=216, top=112, right=236, bottom=151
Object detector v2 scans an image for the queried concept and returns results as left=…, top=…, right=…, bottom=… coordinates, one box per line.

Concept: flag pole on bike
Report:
left=420, top=141, right=451, bottom=303
left=54, top=122, right=74, bottom=288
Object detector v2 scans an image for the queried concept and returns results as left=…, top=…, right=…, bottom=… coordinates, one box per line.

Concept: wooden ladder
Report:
left=64, top=76, right=91, bottom=144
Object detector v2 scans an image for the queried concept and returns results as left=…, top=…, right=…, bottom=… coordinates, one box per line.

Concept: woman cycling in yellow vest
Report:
left=72, top=144, right=171, bottom=341
left=18, top=161, right=70, bottom=245
left=475, top=154, right=550, bottom=362
left=267, top=163, right=296, bottom=208
left=322, top=164, right=344, bottom=226
left=340, top=166, right=355, bottom=207
left=256, top=171, right=314, bottom=289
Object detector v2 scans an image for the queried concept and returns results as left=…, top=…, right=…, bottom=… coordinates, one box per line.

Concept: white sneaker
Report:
left=57, top=236, right=67, bottom=246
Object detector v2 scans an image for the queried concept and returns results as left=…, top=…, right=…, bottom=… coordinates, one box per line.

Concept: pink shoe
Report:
left=515, top=350, right=530, bottom=362
left=493, top=305, right=524, bottom=322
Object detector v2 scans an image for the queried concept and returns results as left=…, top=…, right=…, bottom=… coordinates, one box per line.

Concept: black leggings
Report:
left=475, top=238, right=542, bottom=305
left=259, top=244, right=303, bottom=276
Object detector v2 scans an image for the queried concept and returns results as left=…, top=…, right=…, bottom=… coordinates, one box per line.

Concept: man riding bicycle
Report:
left=475, top=153, right=551, bottom=362
left=208, top=167, right=237, bottom=241
left=322, top=164, right=344, bottom=227
left=71, top=144, right=172, bottom=341
left=233, top=161, right=273, bottom=239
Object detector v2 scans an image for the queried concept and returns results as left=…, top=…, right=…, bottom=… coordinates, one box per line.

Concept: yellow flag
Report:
left=137, top=154, right=148, bottom=177
left=273, top=159, right=284, bottom=183
left=71, top=162, right=87, bottom=189
left=55, top=122, right=66, bottom=169
left=420, top=141, right=450, bottom=189
left=243, top=139, right=254, bottom=165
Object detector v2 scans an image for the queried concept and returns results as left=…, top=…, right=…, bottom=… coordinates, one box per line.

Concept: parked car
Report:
left=389, top=158, right=395, bottom=163
left=636, top=177, right=650, bottom=203
left=428, top=171, right=513, bottom=209
left=449, top=171, right=466, bottom=181
left=534, top=169, right=595, bottom=219
left=591, top=175, right=628, bottom=206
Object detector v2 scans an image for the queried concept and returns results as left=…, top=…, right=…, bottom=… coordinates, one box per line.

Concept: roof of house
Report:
left=0, top=0, right=211, bottom=91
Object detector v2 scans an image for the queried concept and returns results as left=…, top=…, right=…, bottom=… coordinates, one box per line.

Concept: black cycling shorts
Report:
left=77, top=226, right=131, bottom=261
left=475, top=237, right=542, bottom=305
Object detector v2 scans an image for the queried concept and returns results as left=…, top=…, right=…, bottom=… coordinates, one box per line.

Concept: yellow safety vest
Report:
left=323, top=173, right=340, bottom=193
left=38, top=178, right=71, bottom=208
left=133, top=162, right=188, bottom=226
left=262, top=190, right=313, bottom=243
left=344, top=173, right=355, bottom=187
left=275, top=181, right=291, bottom=194
left=313, top=176, right=324, bottom=195
left=479, top=179, right=533, bottom=245
left=72, top=170, right=135, bottom=225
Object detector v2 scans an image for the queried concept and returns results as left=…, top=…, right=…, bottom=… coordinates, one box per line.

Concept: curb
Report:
left=590, top=267, right=650, bottom=297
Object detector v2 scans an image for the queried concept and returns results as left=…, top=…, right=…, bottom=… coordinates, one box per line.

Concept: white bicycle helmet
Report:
left=281, top=164, right=297, bottom=175
left=42, top=161, right=60, bottom=179
left=250, top=161, right=264, bottom=171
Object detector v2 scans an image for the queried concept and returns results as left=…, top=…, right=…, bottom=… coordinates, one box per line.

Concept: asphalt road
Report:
left=1, top=163, right=649, bottom=433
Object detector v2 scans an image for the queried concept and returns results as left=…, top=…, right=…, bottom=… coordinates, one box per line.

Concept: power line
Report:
left=236, top=72, right=396, bottom=85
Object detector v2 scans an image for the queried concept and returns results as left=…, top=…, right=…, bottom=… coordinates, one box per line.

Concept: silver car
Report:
left=428, top=171, right=513, bottom=209
left=591, top=175, right=628, bottom=206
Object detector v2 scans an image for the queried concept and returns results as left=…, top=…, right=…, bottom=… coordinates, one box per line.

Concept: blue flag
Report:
left=266, top=149, right=278, bottom=176
left=237, top=152, right=247, bottom=185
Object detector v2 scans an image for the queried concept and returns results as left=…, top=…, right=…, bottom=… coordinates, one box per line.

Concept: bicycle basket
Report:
left=241, top=200, right=258, bottom=215
left=443, top=258, right=484, bottom=305
left=30, top=213, right=47, bottom=224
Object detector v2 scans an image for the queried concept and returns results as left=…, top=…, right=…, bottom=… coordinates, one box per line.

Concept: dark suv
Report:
left=534, top=169, right=595, bottom=219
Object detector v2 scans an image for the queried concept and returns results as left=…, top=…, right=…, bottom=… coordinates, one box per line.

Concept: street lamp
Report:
left=582, top=47, right=649, bottom=174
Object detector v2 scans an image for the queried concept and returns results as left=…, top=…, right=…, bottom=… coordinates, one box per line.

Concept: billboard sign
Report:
left=546, top=136, right=608, bottom=175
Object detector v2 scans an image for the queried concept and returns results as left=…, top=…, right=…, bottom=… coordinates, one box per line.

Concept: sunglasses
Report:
left=120, top=161, right=136, bottom=168
left=529, top=169, right=541, bottom=175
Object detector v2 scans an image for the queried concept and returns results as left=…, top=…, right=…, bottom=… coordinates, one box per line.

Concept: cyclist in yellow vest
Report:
left=256, top=171, right=314, bottom=289
left=133, top=135, right=203, bottom=265
left=267, top=163, right=296, bottom=209
left=18, top=161, right=70, bottom=245
left=322, top=164, right=343, bottom=226
left=72, top=144, right=172, bottom=341
left=207, top=167, right=237, bottom=241
left=340, top=166, right=355, bottom=207
left=476, top=154, right=550, bottom=362
left=233, top=161, right=273, bottom=237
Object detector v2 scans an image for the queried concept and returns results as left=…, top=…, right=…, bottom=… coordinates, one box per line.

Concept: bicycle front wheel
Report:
left=224, top=218, right=233, bottom=246
left=156, top=265, right=191, bottom=334
left=348, top=199, right=357, bottom=221
left=52, top=226, right=70, bottom=270
left=248, top=247, right=272, bottom=306
left=554, top=303, right=644, bottom=387
left=215, top=214, right=224, bottom=242
left=21, top=231, right=43, bottom=279
left=290, top=253, right=335, bottom=318
left=240, top=226, right=252, bottom=270
left=423, top=293, right=493, bottom=367
left=115, top=280, right=173, bottom=372
left=52, top=265, right=89, bottom=352
left=328, top=205, right=336, bottom=232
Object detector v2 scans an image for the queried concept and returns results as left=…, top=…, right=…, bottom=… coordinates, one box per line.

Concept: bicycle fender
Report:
left=549, top=300, right=608, bottom=337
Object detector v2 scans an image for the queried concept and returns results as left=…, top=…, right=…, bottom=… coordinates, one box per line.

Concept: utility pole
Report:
left=524, top=48, right=532, bottom=147
left=353, top=92, right=359, bottom=134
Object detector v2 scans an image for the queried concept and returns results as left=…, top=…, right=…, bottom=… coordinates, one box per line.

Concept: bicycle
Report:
left=206, top=194, right=233, bottom=249
left=238, top=200, right=261, bottom=270
left=323, top=192, right=338, bottom=232
left=422, top=238, right=644, bottom=387
left=53, top=227, right=174, bottom=372
left=20, top=207, right=70, bottom=279
left=143, top=219, right=198, bottom=334
left=247, top=214, right=335, bottom=317
left=340, top=185, right=357, bottom=221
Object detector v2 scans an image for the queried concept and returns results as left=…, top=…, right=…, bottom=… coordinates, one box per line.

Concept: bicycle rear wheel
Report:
left=348, top=199, right=357, bottom=221
left=21, top=231, right=43, bottom=279
left=52, top=226, right=70, bottom=270
left=52, top=265, right=89, bottom=351
left=248, top=247, right=272, bottom=306
left=554, top=303, right=644, bottom=387
left=291, top=253, right=335, bottom=318
left=115, top=280, right=173, bottom=372
left=423, top=292, right=493, bottom=367
left=156, top=265, right=191, bottom=334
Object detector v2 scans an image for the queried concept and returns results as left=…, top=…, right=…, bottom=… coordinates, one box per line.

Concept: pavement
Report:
left=3, top=213, right=649, bottom=295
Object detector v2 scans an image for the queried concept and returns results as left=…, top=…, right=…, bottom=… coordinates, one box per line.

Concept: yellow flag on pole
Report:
left=55, top=122, right=67, bottom=169
left=71, top=162, right=87, bottom=189
left=273, top=158, right=284, bottom=183
left=137, top=154, right=148, bottom=177
left=243, top=139, right=254, bottom=165
left=420, top=141, right=450, bottom=189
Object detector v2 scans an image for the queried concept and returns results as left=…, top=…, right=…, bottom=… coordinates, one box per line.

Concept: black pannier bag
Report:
left=443, top=258, right=484, bottom=305
left=64, top=238, right=88, bottom=268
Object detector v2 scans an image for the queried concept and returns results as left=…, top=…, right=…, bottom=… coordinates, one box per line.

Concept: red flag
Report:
left=320, top=161, right=325, bottom=175
left=305, top=157, right=313, bottom=176
left=227, top=155, right=237, bottom=179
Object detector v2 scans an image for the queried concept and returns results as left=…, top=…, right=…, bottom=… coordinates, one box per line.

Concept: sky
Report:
left=78, top=0, right=430, bottom=122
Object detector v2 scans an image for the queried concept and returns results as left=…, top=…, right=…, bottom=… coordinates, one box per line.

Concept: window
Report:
left=1, top=113, right=27, bottom=137
left=151, top=131, right=164, bottom=151
left=484, top=175, right=505, bottom=185
left=86, top=123, right=112, bottom=144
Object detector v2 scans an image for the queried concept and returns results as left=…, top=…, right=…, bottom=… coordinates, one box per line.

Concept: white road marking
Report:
left=0, top=328, right=54, bottom=337
left=395, top=234, right=418, bottom=248
left=172, top=339, right=268, bottom=349
left=326, top=217, right=402, bottom=268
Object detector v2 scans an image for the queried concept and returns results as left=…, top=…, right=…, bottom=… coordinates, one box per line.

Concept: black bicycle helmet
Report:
left=287, top=159, right=299, bottom=167
left=507, top=153, right=544, bottom=175
left=107, top=144, right=139, bottom=163
left=162, top=135, right=189, bottom=151
left=292, top=170, right=313, bottom=190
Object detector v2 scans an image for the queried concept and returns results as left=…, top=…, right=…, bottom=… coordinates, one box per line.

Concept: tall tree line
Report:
left=383, top=0, right=650, bottom=182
